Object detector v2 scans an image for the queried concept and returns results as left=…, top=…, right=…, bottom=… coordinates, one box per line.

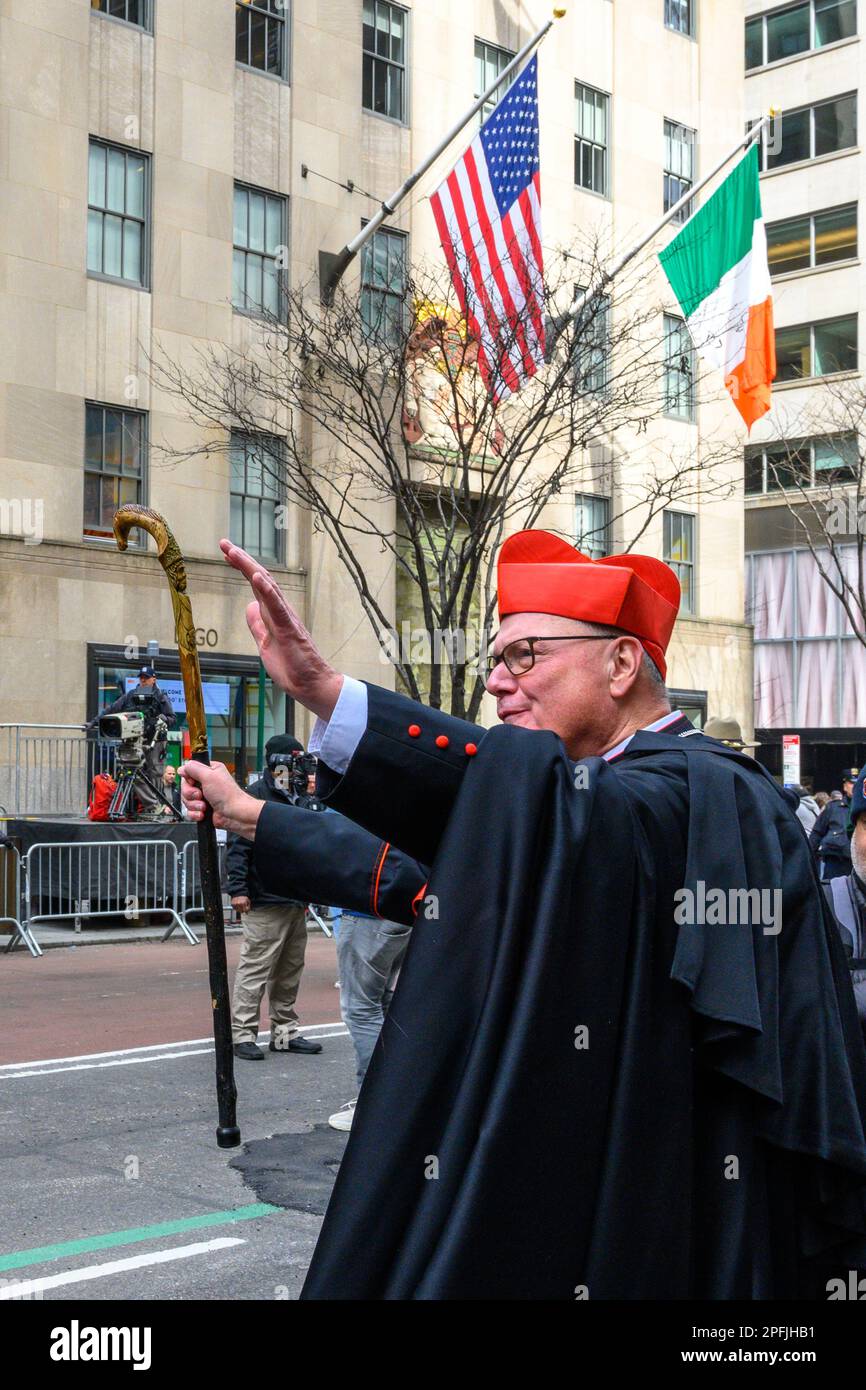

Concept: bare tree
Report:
left=755, top=375, right=866, bottom=651
left=151, top=235, right=737, bottom=719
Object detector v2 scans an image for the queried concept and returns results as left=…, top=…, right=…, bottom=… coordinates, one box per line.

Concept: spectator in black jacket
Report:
left=809, top=768, right=859, bottom=881
left=823, top=769, right=866, bottom=1042
left=226, top=734, right=323, bottom=1061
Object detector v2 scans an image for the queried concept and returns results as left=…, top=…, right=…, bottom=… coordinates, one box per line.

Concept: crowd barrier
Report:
left=0, top=837, right=239, bottom=955
left=0, top=723, right=117, bottom=818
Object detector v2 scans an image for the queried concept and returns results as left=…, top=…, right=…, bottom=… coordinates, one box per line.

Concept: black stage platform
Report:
left=0, top=817, right=197, bottom=855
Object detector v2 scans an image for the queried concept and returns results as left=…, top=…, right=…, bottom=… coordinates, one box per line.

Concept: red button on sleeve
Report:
left=408, top=724, right=421, bottom=738
left=465, top=742, right=477, bottom=756
left=435, top=735, right=449, bottom=749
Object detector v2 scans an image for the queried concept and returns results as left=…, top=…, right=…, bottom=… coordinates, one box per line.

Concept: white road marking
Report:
left=0, top=1027, right=350, bottom=1080
left=0, top=1019, right=346, bottom=1070
left=0, top=1237, right=245, bottom=1298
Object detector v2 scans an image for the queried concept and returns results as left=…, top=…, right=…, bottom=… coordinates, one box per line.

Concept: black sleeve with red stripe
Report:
left=253, top=800, right=428, bottom=927
left=315, top=683, right=486, bottom=867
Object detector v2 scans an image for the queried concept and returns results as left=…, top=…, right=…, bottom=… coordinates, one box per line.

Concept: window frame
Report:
left=362, top=0, right=409, bottom=126
left=574, top=493, right=612, bottom=559
left=83, top=400, right=149, bottom=545
left=745, top=0, right=857, bottom=72
left=573, top=287, right=611, bottom=395
left=86, top=138, right=151, bottom=290
left=663, top=509, right=697, bottom=616
left=232, top=181, right=289, bottom=322
left=235, top=0, right=290, bottom=81
left=766, top=202, right=858, bottom=277
left=359, top=222, right=408, bottom=345
left=664, top=0, right=696, bottom=39
left=574, top=81, right=611, bottom=198
left=90, top=0, right=153, bottom=33
left=663, top=118, right=696, bottom=223
left=228, top=430, right=286, bottom=564
left=663, top=312, right=697, bottom=422
left=774, top=313, right=859, bottom=382
left=756, top=92, right=858, bottom=171
left=745, top=433, right=860, bottom=494
left=475, top=38, right=516, bottom=126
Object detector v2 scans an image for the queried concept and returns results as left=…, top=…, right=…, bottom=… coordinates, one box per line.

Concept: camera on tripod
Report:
left=99, top=711, right=167, bottom=765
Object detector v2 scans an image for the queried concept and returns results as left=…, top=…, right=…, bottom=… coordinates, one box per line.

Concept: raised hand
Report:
left=219, top=539, right=343, bottom=720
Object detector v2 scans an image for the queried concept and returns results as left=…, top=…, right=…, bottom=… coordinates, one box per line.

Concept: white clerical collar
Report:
left=602, top=710, right=687, bottom=763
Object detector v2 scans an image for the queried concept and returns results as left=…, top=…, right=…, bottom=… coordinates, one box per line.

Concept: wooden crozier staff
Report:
left=113, top=505, right=240, bottom=1149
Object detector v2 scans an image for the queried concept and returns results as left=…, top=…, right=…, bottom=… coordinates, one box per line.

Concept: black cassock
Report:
left=260, top=686, right=866, bottom=1300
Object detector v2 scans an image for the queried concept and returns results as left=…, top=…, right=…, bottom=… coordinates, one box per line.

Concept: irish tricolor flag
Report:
left=659, top=144, right=775, bottom=430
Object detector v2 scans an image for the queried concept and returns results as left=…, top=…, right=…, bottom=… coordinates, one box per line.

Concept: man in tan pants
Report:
left=226, top=735, right=323, bottom=1060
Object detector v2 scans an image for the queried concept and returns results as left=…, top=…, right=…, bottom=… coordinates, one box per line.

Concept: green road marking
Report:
left=0, top=1202, right=283, bottom=1274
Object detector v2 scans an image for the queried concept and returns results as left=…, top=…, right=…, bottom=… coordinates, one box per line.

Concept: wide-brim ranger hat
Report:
left=497, top=530, right=681, bottom=681
left=703, top=716, right=761, bottom=749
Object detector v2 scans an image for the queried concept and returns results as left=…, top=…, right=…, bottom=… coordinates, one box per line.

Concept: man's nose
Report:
left=486, top=661, right=517, bottom=696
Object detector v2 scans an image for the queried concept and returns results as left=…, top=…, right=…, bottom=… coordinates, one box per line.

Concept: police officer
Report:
left=823, top=769, right=866, bottom=1041
left=88, top=665, right=175, bottom=816
left=809, top=767, right=859, bottom=881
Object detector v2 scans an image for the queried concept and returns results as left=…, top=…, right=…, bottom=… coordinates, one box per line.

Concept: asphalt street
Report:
left=0, top=934, right=354, bottom=1301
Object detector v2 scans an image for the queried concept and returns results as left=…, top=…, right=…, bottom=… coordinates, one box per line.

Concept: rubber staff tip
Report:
left=217, top=1126, right=242, bottom=1149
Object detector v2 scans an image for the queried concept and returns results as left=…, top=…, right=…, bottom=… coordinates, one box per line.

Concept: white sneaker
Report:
left=328, top=1100, right=356, bottom=1132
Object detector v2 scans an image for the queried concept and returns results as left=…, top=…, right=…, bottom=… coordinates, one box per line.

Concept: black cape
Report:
left=301, top=715, right=866, bottom=1299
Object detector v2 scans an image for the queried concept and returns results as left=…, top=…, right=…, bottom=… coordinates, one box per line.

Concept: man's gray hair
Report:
left=582, top=622, right=669, bottom=693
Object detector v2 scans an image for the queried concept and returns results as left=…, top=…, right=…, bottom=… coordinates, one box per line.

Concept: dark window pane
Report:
left=104, top=411, right=123, bottom=470
left=87, top=209, right=103, bottom=274
left=815, top=0, right=857, bottom=46
left=83, top=472, right=101, bottom=530
left=235, top=8, right=250, bottom=64
left=745, top=17, right=764, bottom=69
left=814, top=94, right=857, bottom=156
left=815, top=433, right=859, bottom=479
left=122, top=414, right=141, bottom=473
left=374, top=60, right=388, bottom=114
left=109, top=0, right=127, bottom=17
left=814, top=205, right=857, bottom=264
left=101, top=474, right=120, bottom=529
left=745, top=448, right=764, bottom=494
left=775, top=324, right=812, bottom=380
left=266, top=17, right=281, bottom=73
left=814, top=315, right=857, bottom=373
left=768, top=107, right=810, bottom=168
left=766, top=3, right=809, bottom=63
left=362, top=53, right=373, bottom=109
left=249, top=10, right=266, bottom=70
left=85, top=406, right=103, bottom=466
left=767, top=215, right=811, bottom=274
left=765, top=443, right=811, bottom=491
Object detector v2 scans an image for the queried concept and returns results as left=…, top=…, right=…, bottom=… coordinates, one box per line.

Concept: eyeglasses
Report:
left=484, top=634, right=613, bottom=679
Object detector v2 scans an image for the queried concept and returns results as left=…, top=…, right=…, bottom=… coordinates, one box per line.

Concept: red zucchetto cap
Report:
left=497, top=530, right=681, bottom=680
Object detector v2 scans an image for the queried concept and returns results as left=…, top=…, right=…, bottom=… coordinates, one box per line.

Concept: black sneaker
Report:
left=270, top=1034, right=322, bottom=1054
left=233, top=1041, right=265, bottom=1061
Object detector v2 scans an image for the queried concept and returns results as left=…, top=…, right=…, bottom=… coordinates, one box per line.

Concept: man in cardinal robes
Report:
left=182, top=531, right=866, bottom=1301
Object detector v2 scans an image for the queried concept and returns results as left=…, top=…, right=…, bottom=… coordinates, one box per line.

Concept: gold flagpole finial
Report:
left=553, top=7, right=567, bottom=16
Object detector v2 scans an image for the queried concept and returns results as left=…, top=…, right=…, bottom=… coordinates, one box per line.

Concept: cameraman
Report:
left=88, top=665, right=175, bottom=815
left=227, top=734, right=323, bottom=1061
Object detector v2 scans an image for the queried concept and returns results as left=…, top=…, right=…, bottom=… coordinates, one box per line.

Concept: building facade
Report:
left=1, top=0, right=752, bottom=780
left=744, top=0, right=865, bottom=789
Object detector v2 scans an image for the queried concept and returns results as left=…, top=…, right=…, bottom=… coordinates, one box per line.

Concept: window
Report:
left=745, top=434, right=859, bottom=494
left=663, top=119, right=695, bottom=222
left=360, top=225, right=407, bottom=344
left=87, top=140, right=148, bottom=286
left=663, top=314, right=696, bottom=421
left=665, top=0, right=695, bottom=36
left=573, top=290, right=610, bottom=394
left=775, top=315, right=858, bottom=380
left=90, top=0, right=151, bottom=29
left=475, top=39, right=515, bottom=125
left=229, top=433, right=283, bottom=561
left=363, top=0, right=407, bottom=122
left=745, top=0, right=856, bottom=70
left=575, top=494, right=611, bottom=559
left=84, top=403, right=146, bottom=541
left=758, top=94, right=857, bottom=170
left=232, top=184, right=286, bottom=318
left=766, top=204, right=857, bottom=276
left=663, top=511, right=695, bottom=614
left=235, top=0, right=288, bottom=78
left=575, top=83, right=610, bottom=196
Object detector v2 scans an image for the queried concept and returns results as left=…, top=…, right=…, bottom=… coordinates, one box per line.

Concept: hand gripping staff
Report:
left=113, top=505, right=240, bottom=1149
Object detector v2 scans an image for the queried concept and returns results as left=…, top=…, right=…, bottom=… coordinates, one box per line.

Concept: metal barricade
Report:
left=22, top=840, right=198, bottom=945
left=0, top=725, right=116, bottom=817
left=0, top=843, right=41, bottom=958
left=178, top=839, right=233, bottom=936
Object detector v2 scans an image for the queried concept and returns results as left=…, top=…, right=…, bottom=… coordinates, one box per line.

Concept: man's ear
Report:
left=608, top=638, right=643, bottom=697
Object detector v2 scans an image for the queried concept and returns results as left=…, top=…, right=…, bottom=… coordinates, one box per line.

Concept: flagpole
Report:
left=563, top=109, right=778, bottom=328
left=319, top=7, right=567, bottom=303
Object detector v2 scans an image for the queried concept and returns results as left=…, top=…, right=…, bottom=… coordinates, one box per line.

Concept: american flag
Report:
left=429, top=55, right=545, bottom=403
